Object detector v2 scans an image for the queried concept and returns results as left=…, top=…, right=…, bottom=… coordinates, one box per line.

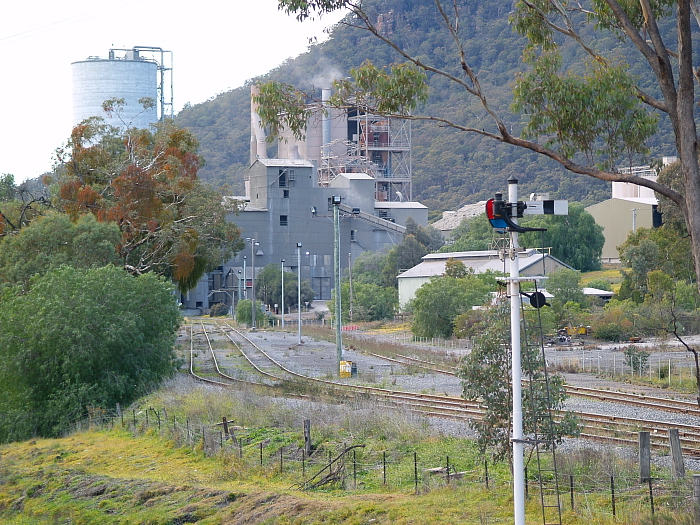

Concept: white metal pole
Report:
left=332, top=196, right=343, bottom=373
left=508, top=176, right=525, bottom=525
left=297, top=242, right=302, bottom=344
left=251, top=240, right=257, bottom=330
left=281, top=259, right=285, bottom=328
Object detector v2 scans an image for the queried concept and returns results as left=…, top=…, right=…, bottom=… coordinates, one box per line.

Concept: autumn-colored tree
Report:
left=52, top=112, right=243, bottom=291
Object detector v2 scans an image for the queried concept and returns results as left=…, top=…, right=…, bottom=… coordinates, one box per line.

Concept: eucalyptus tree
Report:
left=261, top=0, right=700, bottom=298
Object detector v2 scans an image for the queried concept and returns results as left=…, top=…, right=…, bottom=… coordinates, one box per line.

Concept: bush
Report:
left=0, top=265, right=180, bottom=441
left=209, top=303, right=230, bottom=317
left=594, top=322, right=625, bottom=341
left=624, top=345, right=650, bottom=374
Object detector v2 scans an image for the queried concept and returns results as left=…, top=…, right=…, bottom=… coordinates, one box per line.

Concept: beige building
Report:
left=585, top=197, right=658, bottom=262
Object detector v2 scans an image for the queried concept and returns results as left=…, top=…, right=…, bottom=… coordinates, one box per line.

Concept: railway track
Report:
left=186, top=321, right=700, bottom=456
left=367, top=350, right=700, bottom=417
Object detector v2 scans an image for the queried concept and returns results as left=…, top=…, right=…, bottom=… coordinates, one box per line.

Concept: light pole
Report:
left=236, top=269, right=242, bottom=321
left=281, top=258, right=285, bottom=328
left=247, top=238, right=259, bottom=330
left=332, top=195, right=343, bottom=374
left=348, top=252, right=353, bottom=323
left=297, top=242, right=302, bottom=344
left=242, top=256, right=247, bottom=298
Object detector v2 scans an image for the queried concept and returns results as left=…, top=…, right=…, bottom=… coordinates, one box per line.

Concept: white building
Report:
left=397, top=249, right=573, bottom=309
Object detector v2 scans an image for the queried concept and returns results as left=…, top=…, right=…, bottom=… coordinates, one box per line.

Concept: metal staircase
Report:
left=519, top=281, right=563, bottom=525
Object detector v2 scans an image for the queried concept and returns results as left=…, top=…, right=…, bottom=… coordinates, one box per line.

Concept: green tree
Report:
left=546, top=268, right=585, bottom=306
left=255, top=264, right=315, bottom=313
left=459, top=303, right=578, bottom=464
left=351, top=249, right=390, bottom=286
left=444, top=258, right=468, bottom=279
left=329, top=281, right=398, bottom=322
left=235, top=299, right=268, bottom=327
left=0, top=212, right=121, bottom=289
left=520, top=203, right=604, bottom=271
left=405, top=217, right=444, bottom=252
left=546, top=268, right=586, bottom=327
left=0, top=175, right=50, bottom=238
left=618, top=226, right=693, bottom=301
left=269, top=0, right=700, bottom=302
left=0, top=174, right=15, bottom=202
left=411, top=273, right=492, bottom=338
left=0, top=265, right=180, bottom=442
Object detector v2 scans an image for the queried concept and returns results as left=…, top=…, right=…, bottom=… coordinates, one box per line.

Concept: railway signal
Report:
left=486, top=176, right=568, bottom=525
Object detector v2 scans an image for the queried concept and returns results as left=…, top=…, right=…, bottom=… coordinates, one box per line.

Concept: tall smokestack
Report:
left=250, top=84, right=267, bottom=164
left=322, top=88, right=331, bottom=158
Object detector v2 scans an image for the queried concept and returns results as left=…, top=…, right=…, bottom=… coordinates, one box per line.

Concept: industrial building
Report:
left=585, top=159, right=674, bottom=262
left=397, top=249, right=573, bottom=309
left=72, top=46, right=173, bottom=128
left=179, top=87, right=428, bottom=312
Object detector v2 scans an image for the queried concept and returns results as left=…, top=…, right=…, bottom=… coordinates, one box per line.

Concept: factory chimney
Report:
left=250, top=84, right=267, bottom=164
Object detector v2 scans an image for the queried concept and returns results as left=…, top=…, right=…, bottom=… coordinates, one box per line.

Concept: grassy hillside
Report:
left=0, top=371, right=695, bottom=524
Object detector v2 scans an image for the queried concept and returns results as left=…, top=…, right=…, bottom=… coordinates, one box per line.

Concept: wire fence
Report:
left=68, top=407, right=700, bottom=519
left=547, top=349, right=697, bottom=386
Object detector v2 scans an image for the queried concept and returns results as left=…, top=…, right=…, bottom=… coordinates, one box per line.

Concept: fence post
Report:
left=693, top=475, right=700, bottom=522
left=280, top=448, right=283, bottom=473
left=446, top=455, right=450, bottom=484
left=486, top=460, right=490, bottom=490
left=304, top=419, right=312, bottom=457
left=648, top=478, right=654, bottom=515
left=222, top=416, right=229, bottom=438
left=260, top=442, right=263, bottom=467
left=569, top=474, right=574, bottom=510
left=639, top=431, right=651, bottom=483
left=383, top=451, right=387, bottom=485
left=414, top=452, right=418, bottom=494
left=668, top=428, right=686, bottom=478
left=611, top=476, right=616, bottom=518
left=353, top=450, right=357, bottom=487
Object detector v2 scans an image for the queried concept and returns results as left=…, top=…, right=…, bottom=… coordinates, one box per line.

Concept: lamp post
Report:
left=242, top=256, right=247, bottom=298
left=247, top=238, right=259, bottom=330
left=236, top=269, right=242, bottom=321
left=331, top=195, right=343, bottom=374
left=297, top=242, right=302, bottom=344
left=281, top=258, right=285, bottom=328
left=348, top=252, right=353, bottom=323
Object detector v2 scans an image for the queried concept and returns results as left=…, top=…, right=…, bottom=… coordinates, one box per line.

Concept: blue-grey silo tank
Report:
left=72, top=48, right=158, bottom=130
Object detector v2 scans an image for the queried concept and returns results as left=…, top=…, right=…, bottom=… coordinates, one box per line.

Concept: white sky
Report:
left=0, top=0, right=346, bottom=183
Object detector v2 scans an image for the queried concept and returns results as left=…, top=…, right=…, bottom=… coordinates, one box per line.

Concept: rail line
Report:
left=366, top=349, right=700, bottom=417
left=187, top=322, right=700, bottom=456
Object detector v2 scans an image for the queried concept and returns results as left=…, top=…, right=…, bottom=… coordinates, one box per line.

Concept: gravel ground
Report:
left=238, top=327, right=700, bottom=471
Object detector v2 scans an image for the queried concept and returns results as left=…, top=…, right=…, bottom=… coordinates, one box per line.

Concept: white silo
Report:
left=72, top=47, right=161, bottom=130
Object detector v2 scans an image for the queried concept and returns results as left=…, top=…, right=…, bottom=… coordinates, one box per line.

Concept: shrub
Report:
left=209, top=303, right=229, bottom=317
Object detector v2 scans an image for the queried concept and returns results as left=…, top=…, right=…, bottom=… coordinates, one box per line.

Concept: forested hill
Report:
left=175, top=0, right=677, bottom=216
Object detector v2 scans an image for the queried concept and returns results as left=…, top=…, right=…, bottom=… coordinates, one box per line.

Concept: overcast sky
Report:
left=0, top=0, right=345, bottom=183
